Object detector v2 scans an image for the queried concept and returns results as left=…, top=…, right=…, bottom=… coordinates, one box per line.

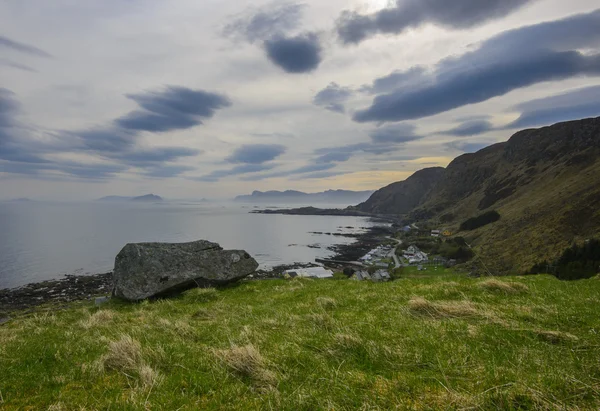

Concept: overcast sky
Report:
left=1, top=0, right=599, bottom=200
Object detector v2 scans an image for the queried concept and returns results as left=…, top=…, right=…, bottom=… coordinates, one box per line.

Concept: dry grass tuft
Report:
left=215, top=343, right=276, bottom=385
left=103, top=334, right=144, bottom=372
left=333, top=333, right=363, bottom=350
left=307, top=312, right=336, bottom=331
left=478, top=279, right=528, bottom=294
left=316, top=297, right=337, bottom=310
left=100, top=335, right=162, bottom=389
left=138, top=364, right=163, bottom=388
left=408, top=297, right=480, bottom=319
left=535, top=330, right=579, bottom=344
left=80, top=309, right=116, bottom=329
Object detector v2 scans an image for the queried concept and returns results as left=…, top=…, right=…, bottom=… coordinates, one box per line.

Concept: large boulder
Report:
left=112, top=240, right=258, bottom=301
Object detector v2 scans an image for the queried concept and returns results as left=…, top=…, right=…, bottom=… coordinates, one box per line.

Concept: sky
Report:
left=1, top=0, right=599, bottom=201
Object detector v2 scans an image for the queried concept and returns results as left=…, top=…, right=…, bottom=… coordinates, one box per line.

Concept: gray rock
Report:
left=112, top=240, right=258, bottom=301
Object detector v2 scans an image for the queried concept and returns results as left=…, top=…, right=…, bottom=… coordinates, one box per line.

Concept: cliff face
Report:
left=359, top=117, right=600, bottom=272
left=356, top=167, right=445, bottom=214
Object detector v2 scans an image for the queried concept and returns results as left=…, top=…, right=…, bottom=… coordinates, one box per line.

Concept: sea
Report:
left=0, top=201, right=383, bottom=289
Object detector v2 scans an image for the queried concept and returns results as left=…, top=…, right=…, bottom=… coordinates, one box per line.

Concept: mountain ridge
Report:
left=356, top=116, right=600, bottom=273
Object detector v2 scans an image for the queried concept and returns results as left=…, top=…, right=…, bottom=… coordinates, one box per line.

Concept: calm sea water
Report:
left=0, top=202, right=380, bottom=289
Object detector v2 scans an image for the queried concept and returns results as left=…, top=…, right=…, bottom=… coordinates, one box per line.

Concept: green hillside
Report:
left=357, top=117, right=600, bottom=273
left=1, top=273, right=599, bottom=409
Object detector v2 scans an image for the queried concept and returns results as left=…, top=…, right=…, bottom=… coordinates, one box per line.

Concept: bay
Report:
left=0, top=201, right=380, bottom=289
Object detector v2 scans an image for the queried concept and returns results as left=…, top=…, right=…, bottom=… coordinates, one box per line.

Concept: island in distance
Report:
left=97, top=194, right=163, bottom=202
left=234, top=189, right=374, bottom=205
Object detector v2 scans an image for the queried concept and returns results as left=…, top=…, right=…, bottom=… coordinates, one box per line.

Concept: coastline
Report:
left=0, top=224, right=393, bottom=317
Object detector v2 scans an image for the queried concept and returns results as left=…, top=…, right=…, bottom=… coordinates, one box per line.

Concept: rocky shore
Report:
left=0, top=225, right=394, bottom=317
left=0, top=273, right=112, bottom=317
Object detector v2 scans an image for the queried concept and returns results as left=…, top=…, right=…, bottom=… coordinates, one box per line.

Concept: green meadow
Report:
left=1, top=271, right=599, bottom=410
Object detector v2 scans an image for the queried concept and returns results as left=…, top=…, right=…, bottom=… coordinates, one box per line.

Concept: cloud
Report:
left=264, top=33, right=322, bottom=73
left=0, top=35, right=52, bottom=58
left=115, top=87, right=232, bottom=132
left=315, top=152, right=353, bottom=163
left=360, top=66, right=428, bottom=94
left=313, top=82, right=353, bottom=113
left=336, top=0, right=534, bottom=44
left=354, top=10, right=600, bottom=123
left=1, top=86, right=230, bottom=179
left=505, top=85, right=600, bottom=129
left=226, top=144, right=287, bottom=164
left=223, top=1, right=306, bottom=43
left=223, top=2, right=322, bottom=73
left=144, top=165, right=196, bottom=178
left=291, top=170, right=349, bottom=180
left=0, top=58, right=37, bottom=73
left=443, top=120, right=494, bottom=136
left=114, top=146, right=201, bottom=167
left=240, top=162, right=335, bottom=181
left=250, top=132, right=295, bottom=138
left=369, top=123, right=423, bottom=143
left=196, top=163, right=276, bottom=182
left=72, top=128, right=136, bottom=153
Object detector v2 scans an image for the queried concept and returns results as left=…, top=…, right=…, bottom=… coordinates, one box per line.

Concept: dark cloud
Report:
left=73, top=128, right=137, bottom=153
left=360, top=66, right=427, bottom=94
left=0, top=58, right=37, bottom=73
left=444, top=120, right=494, bottom=136
left=0, top=88, right=19, bottom=125
left=0, top=35, right=52, bottom=58
left=264, top=33, right=322, bottom=73
left=144, top=165, right=196, bottom=178
left=226, top=144, right=286, bottom=164
left=313, top=82, right=353, bottom=113
left=114, top=147, right=201, bottom=167
left=354, top=10, right=600, bottom=123
left=337, top=0, right=533, bottom=44
left=223, top=1, right=306, bottom=43
left=505, top=85, right=600, bottom=129
left=116, top=87, right=231, bottom=132
left=1, top=86, right=228, bottom=179
left=196, top=163, right=276, bottom=182
left=369, top=123, right=423, bottom=143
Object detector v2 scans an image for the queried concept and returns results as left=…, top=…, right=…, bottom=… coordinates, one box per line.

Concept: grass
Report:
left=1, top=272, right=600, bottom=409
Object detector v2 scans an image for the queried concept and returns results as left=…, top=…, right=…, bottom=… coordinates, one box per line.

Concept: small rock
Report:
left=94, top=296, right=110, bottom=306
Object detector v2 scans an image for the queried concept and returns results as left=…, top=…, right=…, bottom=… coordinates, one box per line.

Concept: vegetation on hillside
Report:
left=1, top=273, right=599, bottom=409
left=459, top=210, right=501, bottom=231
left=530, top=238, right=600, bottom=280
left=354, top=117, right=600, bottom=273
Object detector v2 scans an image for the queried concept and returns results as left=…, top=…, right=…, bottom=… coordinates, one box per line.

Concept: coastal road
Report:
left=387, top=237, right=403, bottom=268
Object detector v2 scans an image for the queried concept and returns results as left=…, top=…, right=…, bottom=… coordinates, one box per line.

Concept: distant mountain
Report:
left=355, top=116, right=600, bottom=273
left=131, top=194, right=163, bottom=202
left=98, top=194, right=163, bottom=202
left=235, top=189, right=374, bottom=205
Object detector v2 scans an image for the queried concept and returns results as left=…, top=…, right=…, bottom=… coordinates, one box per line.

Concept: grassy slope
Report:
left=1, top=273, right=600, bottom=410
